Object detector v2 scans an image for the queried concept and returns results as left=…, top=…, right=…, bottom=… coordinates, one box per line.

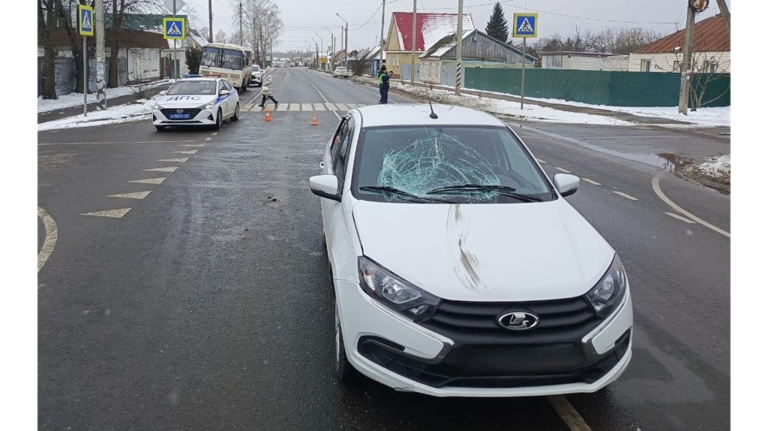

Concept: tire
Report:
left=335, top=296, right=358, bottom=383
left=232, top=102, right=240, bottom=121
left=241, top=81, right=247, bottom=93
left=214, top=108, right=223, bottom=130
left=155, top=126, right=166, bottom=132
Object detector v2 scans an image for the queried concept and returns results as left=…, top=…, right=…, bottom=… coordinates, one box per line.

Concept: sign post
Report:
left=78, top=4, right=94, bottom=116
left=163, top=15, right=186, bottom=79
left=512, top=13, right=538, bottom=109
left=164, top=0, right=186, bottom=79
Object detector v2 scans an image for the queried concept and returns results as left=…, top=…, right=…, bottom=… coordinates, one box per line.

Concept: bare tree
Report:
left=55, top=0, right=90, bottom=94
left=215, top=29, right=227, bottom=43
left=655, top=50, right=730, bottom=110
left=535, top=26, right=661, bottom=54
left=104, top=0, right=162, bottom=88
left=39, top=0, right=59, bottom=99
left=242, top=0, right=283, bottom=66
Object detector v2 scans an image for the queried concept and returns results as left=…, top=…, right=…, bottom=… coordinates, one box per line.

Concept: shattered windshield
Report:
left=351, top=126, right=553, bottom=203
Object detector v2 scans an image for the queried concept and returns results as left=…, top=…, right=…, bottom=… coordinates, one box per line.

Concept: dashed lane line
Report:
left=80, top=208, right=132, bottom=219
left=205, top=138, right=212, bottom=141
left=129, top=178, right=165, bottom=185
left=158, top=158, right=189, bottom=163
left=108, top=191, right=151, bottom=200
left=536, top=158, right=547, bottom=164
left=582, top=178, right=602, bottom=186
left=182, top=144, right=205, bottom=147
left=144, top=167, right=178, bottom=173
left=555, top=167, right=571, bottom=173
left=666, top=212, right=697, bottom=224
left=613, top=191, right=639, bottom=201
left=175, top=150, right=197, bottom=154
left=549, top=396, right=593, bottom=431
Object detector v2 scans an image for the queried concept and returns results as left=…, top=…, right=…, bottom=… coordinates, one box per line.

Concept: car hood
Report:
left=157, top=95, right=218, bottom=108
left=351, top=200, right=614, bottom=302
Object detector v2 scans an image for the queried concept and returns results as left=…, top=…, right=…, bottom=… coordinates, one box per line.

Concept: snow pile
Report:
left=685, top=154, right=731, bottom=185
left=38, top=79, right=171, bottom=113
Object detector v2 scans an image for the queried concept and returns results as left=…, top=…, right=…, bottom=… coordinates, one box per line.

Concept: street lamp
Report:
left=324, top=26, right=335, bottom=69
left=335, top=13, right=349, bottom=67
left=315, top=33, right=324, bottom=70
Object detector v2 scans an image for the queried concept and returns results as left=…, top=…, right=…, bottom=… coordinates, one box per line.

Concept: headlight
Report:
left=586, top=254, right=628, bottom=318
left=200, top=102, right=215, bottom=110
left=154, top=103, right=163, bottom=110
left=358, top=256, right=440, bottom=322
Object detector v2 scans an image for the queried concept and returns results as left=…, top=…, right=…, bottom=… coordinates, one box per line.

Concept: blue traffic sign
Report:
left=79, top=5, right=94, bottom=37
left=512, top=13, right=538, bottom=38
left=163, top=17, right=186, bottom=40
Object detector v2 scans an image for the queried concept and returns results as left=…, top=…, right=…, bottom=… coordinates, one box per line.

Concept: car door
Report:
left=321, top=115, right=353, bottom=261
left=221, top=80, right=234, bottom=116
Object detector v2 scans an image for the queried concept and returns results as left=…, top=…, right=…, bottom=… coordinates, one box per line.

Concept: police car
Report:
left=152, top=76, right=240, bottom=131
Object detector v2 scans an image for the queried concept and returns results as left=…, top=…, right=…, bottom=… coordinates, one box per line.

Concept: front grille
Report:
left=422, top=296, right=601, bottom=345
left=359, top=329, right=631, bottom=388
left=160, top=108, right=202, bottom=118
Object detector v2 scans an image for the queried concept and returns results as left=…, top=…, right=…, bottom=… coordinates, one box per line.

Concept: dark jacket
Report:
left=378, top=71, right=390, bottom=90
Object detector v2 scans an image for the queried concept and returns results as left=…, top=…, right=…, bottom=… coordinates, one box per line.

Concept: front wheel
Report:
left=232, top=102, right=240, bottom=121
left=214, top=108, right=223, bottom=130
left=335, top=297, right=358, bottom=383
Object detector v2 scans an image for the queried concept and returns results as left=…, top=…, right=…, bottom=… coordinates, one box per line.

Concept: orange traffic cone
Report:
left=264, top=110, right=272, bottom=122
left=310, top=113, right=319, bottom=126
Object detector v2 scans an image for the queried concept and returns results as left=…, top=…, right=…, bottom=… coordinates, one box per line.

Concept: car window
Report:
left=351, top=125, right=553, bottom=203
left=223, top=80, right=232, bottom=92
left=333, top=117, right=355, bottom=189
left=166, top=81, right=216, bottom=95
left=330, top=118, right=348, bottom=164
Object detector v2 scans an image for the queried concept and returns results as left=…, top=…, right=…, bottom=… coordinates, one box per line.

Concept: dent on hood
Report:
left=447, top=204, right=484, bottom=291
left=376, top=130, right=500, bottom=201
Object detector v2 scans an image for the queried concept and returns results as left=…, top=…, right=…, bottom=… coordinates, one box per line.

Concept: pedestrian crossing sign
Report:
left=163, top=17, right=186, bottom=40
left=512, top=13, right=538, bottom=38
left=78, top=5, right=94, bottom=37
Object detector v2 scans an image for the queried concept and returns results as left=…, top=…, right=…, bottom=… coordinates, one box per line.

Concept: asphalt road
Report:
left=38, top=67, right=730, bottom=431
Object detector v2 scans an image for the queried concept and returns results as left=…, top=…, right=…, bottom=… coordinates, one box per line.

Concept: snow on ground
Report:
left=37, top=98, right=156, bottom=132
left=683, top=154, right=731, bottom=185
left=37, top=80, right=172, bottom=113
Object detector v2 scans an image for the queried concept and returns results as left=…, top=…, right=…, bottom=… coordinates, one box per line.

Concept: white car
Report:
left=152, top=77, right=239, bottom=131
left=333, top=67, right=351, bottom=78
left=310, top=104, right=633, bottom=397
left=250, top=65, right=262, bottom=87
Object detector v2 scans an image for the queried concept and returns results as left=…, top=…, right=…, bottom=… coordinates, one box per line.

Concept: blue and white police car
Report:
left=152, top=76, right=240, bottom=131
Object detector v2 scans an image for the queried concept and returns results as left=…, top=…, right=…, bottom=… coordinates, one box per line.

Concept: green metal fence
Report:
left=464, top=67, right=730, bottom=107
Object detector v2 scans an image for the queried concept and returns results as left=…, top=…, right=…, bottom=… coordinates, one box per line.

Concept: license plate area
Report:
left=169, top=113, right=191, bottom=119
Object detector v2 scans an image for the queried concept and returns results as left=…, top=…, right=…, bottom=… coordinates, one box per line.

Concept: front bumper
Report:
left=335, top=278, right=633, bottom=397
left=152, top=108, right=217, bottom=126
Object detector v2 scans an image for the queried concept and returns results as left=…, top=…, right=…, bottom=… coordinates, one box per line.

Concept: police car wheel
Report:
left=214, top=109, right=223, bottom=130
left=233, top=103, right=240, bottom=121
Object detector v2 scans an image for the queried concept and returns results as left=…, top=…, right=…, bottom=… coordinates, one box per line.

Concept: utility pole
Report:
left=715, top=0, right=730, bottom=33
left=239, top=1, right=243, bottom=46
left=678, top=3, right=696, bottom=115
left=455, top=0, right=463, bottom=95
left=344, top=23, right=348, bottom=68
left=379, top=0, right=385, bottom=64
left=208, top=0, right=213, bottom=42
left=95, top=0, right=106, bottom=110
left=410, top=0, right=416, bottom=85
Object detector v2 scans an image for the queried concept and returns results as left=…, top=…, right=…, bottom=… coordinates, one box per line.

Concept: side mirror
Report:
left=553, top=173, right=579, bottom=197
left=310, top=175, right=341, bottom=201
left=158, top=90, right=167, bottom=96
left=220, top=89, right=230, bottom=95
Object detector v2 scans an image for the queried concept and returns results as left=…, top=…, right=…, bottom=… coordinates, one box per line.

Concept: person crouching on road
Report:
left=378, top=66, right=391, bottom=104
left=258, top=74, right=278, bottom=109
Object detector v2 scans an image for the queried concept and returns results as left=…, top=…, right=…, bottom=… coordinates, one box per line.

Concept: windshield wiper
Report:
left=426, top=184, right=542, bottom=202
left=359, top=186, right=449, bottom=203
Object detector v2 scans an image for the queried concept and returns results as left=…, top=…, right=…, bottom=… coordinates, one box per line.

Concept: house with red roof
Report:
left=384, top=12, right=474, bottom=79
left=629, top=14, right=730, bottom=73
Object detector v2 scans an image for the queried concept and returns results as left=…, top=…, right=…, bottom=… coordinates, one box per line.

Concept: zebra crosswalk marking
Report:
left=276, top=103, right=288, bottom=111
left=289, top=103, right=300, bottom=111
left=313, top=103, right=326, bottom=111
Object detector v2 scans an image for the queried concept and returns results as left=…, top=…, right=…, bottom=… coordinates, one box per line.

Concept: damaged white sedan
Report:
left=310, top=104, right=633, bottom=397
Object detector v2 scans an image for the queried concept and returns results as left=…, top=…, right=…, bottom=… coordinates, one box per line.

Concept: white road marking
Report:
left=37, top=206, right=58, bottom=273
left=276, top=103, right=288, bottom=111
left=549, top=396, right=593, bottom=431
left=158, top=158, right=188, bottom=162
left=38, top=140, right=196, bottom=146
left=613, top=191, right=639, bottom=201
left=175, top=150, right=197, bottom=154
left=335, top=103, right=350, bottom=111
left=536, top=158, right=547, bottom=164
left=555, top=167, right=571, bottom=173
left=666, top=212, right=697, bottom=224
left=211, top=132, right=218, bottom=136
left=205, top=138, right=212, bottom=141
left=652, top=175, right=730, bottom=237
left=80, top=208, right=131, bottom=218
left=243, top=103, right=253, bottom=111
left=289, top=103, right=300, bottom=111
left=144, top=167, right=178, bottom=173
left=182, top=144, right=205, bottom=147
left=108, top=191, right=151, bottom=199
left=313, top=103, right=326, bottom=111
left=582, top=178, right=602, bottom=186
left=301, top=103, right=313, bottom=111
left=303, top=74, right=342, bottom=121
left=324, top=102, right=336, bottom=111
left=129, top=178, right=165, bottom=184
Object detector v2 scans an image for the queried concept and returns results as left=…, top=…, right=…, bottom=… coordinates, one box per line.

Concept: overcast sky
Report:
left=183, top=0, right=729, bottom=53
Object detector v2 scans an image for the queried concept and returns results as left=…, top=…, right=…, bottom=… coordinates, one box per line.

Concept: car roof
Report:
left=174, top=77, right=220, bottom=82
left=354, top=104, right=505, bottom=128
